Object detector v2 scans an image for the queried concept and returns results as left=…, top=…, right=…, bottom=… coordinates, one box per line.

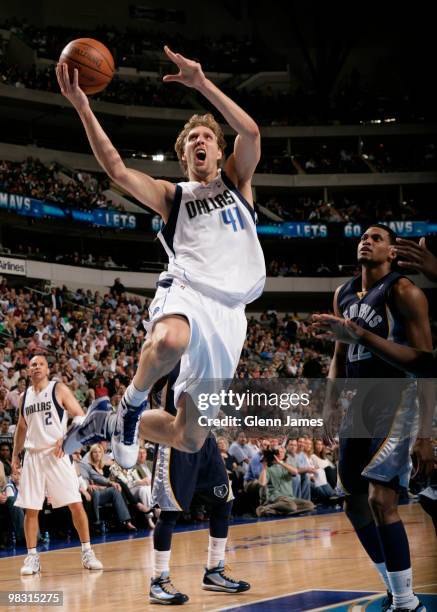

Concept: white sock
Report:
left=374, top=562, right=391, bottom=592
left=387, top=568, right=419, bottom=609
left=207, top=536, right=227, bottom=570
left=28, top=548, right=37, bottom=555
left=153, top=549, right=171, bottom=578
left=81, top=542, right=91, bottom=552
left=124, top=383, right=148, bottom=408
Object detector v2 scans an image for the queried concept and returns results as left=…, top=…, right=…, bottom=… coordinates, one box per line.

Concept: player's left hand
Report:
left=413, top=438, right=435, bottom=477
left=54, top=438, right=65, bottom=459
left=312, top=314, right=363, bottom=344
left=162, top=46, right=206, bottom=89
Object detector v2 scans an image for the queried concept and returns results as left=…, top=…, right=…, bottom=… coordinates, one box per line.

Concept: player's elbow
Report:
left=109, top=166, right=127, bottom=185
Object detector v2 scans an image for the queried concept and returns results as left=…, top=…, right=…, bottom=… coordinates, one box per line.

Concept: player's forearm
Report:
left=360, top=329, right=435, bottom=376
left=197, top=78, right=259, bottom=139
left=12, top=424, right=26, bottom=459
left=77, top=106, right=126, bottom=180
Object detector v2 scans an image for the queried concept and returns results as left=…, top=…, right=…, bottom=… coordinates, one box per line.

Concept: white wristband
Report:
left=72, top=416, right=85, bottom=427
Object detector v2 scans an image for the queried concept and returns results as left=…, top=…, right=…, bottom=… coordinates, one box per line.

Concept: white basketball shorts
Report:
left=15, top=448, right=82, bottom=510
left=145, top=277, right=247, bottom=417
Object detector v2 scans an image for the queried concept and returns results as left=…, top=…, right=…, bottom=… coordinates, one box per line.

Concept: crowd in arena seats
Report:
left=2, top=56, right=436, bottom=128
left=0, top=275, right=435, bottom=547
left=0, top=275, right=339, bottom=546
left=2, top=19, right=283, bottom=74
left=0, top=159, right=123, bottom=212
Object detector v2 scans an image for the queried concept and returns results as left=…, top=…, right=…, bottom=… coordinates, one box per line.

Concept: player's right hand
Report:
left=55, top=63, right=89, bottom=111
left=312, top=314, right=363, bottom=344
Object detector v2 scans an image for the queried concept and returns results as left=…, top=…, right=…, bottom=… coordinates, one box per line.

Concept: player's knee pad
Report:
left=343, top=494, right=373, bottom=530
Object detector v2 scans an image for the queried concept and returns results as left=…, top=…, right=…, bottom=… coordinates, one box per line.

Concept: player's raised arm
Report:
left=163, top=46, right=260, bottom=194
left=55, top=63, right=174, bottom=220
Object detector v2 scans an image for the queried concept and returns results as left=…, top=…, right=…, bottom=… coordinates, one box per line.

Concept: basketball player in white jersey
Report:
left=57, top=46, right=266, bottom=468
left=12, top=355, right=102, bottom=575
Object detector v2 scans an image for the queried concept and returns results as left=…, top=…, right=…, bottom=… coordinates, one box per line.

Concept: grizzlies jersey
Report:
left=22, top=380, right=67, bottom=450
left=158, top=170, right=266, bottom=307
left=337, top=271, right=408, bottom=378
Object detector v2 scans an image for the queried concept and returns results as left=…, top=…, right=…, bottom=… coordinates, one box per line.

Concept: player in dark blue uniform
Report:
left=325, top=225, right=432, bottom=612
left=148, top=369, right=250, bottom=605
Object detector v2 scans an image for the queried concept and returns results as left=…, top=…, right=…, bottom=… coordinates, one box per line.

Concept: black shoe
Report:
left=202, top=561, right=250, bottom=593
left=149, top=572, right=189, bottom=605
left=381, top=591, right=393, bottom=612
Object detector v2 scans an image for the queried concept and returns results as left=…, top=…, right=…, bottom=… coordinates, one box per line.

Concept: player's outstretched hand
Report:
left=55, top=63, right=89, bottom=112
left=312, top=314, right=363, bottom=344
left=395, top=237, right=437, bottom=282
left=162, top=45, right=206, bottom=90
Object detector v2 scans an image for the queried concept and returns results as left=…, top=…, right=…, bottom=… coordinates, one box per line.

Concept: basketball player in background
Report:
left=12, top=355, right=102, bottom=575
left=57, top=46, right=266, bottom=466
left=318, top=225, right=431, bottom=612
left=148, top=372, right=249, bottom=605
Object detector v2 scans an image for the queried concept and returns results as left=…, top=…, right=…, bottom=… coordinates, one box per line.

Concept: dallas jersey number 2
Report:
left=221, top=207, right=245, bottom=232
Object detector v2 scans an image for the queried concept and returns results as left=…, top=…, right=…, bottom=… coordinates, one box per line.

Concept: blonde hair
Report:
left=89, top=443, right=105, bottom=470
left=174, top=113, right=226, bottom=175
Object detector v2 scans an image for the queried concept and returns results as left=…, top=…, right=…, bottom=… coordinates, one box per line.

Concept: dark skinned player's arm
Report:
left=392, top=278, right=434, bottom=438
left=358, top=329, right=435, bottom=377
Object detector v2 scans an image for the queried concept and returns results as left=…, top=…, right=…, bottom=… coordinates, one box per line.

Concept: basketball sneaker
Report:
left=20, top=553, right=41, bottom=575
left=110, top=397, right=147, bottom=469
left=81, top=549, right=103, bottom=570
left=381, top=591, right=393, bottom=612
left=390, top=601, right=426, bottom=612
left=149, top=571, right=189, bottom=605
left=202, top=561, right=250, bottom=593
left=63, top=396, right=113, bottom=454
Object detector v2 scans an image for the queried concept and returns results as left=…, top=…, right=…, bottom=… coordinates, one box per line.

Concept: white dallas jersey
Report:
left=22, top=380, right=67, bottom=450
left=158, top=170, right=266, bottom=306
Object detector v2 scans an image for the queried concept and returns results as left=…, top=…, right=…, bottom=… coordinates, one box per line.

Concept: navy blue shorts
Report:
left=338, top=383, right=416, bottom=495
left=151, top=436, right=233, bottom=511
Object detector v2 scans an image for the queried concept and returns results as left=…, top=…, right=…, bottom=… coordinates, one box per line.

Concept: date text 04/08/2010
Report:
left=198, top=415, right=324, bottom=427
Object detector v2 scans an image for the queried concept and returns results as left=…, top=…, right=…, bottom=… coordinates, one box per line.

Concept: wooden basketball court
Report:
left=1, top=504, right=436, bottom=611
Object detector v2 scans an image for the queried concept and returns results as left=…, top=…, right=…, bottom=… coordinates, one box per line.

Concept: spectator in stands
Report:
left=0, top=418, right=13, bottom=448
left=256, top=446, right=314, bottom=516
left=287, top=437, right=317, bottom=501
left=77, top=444, right=136, bottom=532
left=0, top=441, right=12, bottom=475
left=229, top=431, right=255, bottom=476
left=303, top=438, right=337, bottom=503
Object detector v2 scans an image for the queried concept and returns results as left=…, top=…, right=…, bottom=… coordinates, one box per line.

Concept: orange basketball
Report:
left=59, top=38, right=114, bottom=95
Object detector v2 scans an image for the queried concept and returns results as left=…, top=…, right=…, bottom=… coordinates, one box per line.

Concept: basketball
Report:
left=59, top=38, right=114, bottom=95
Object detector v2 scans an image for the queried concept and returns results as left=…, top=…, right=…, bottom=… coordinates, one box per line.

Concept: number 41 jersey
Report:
left=22, top=380, right=67, bottom=450
left=337, top=271, right=408, bottom=379
left=158, top=170, right=266, bottom=307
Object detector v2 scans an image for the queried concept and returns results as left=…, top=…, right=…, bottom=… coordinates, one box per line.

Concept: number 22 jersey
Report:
left=337, top=271, right=409, bottom=378
left=158, top=170, right=266, bottom=307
